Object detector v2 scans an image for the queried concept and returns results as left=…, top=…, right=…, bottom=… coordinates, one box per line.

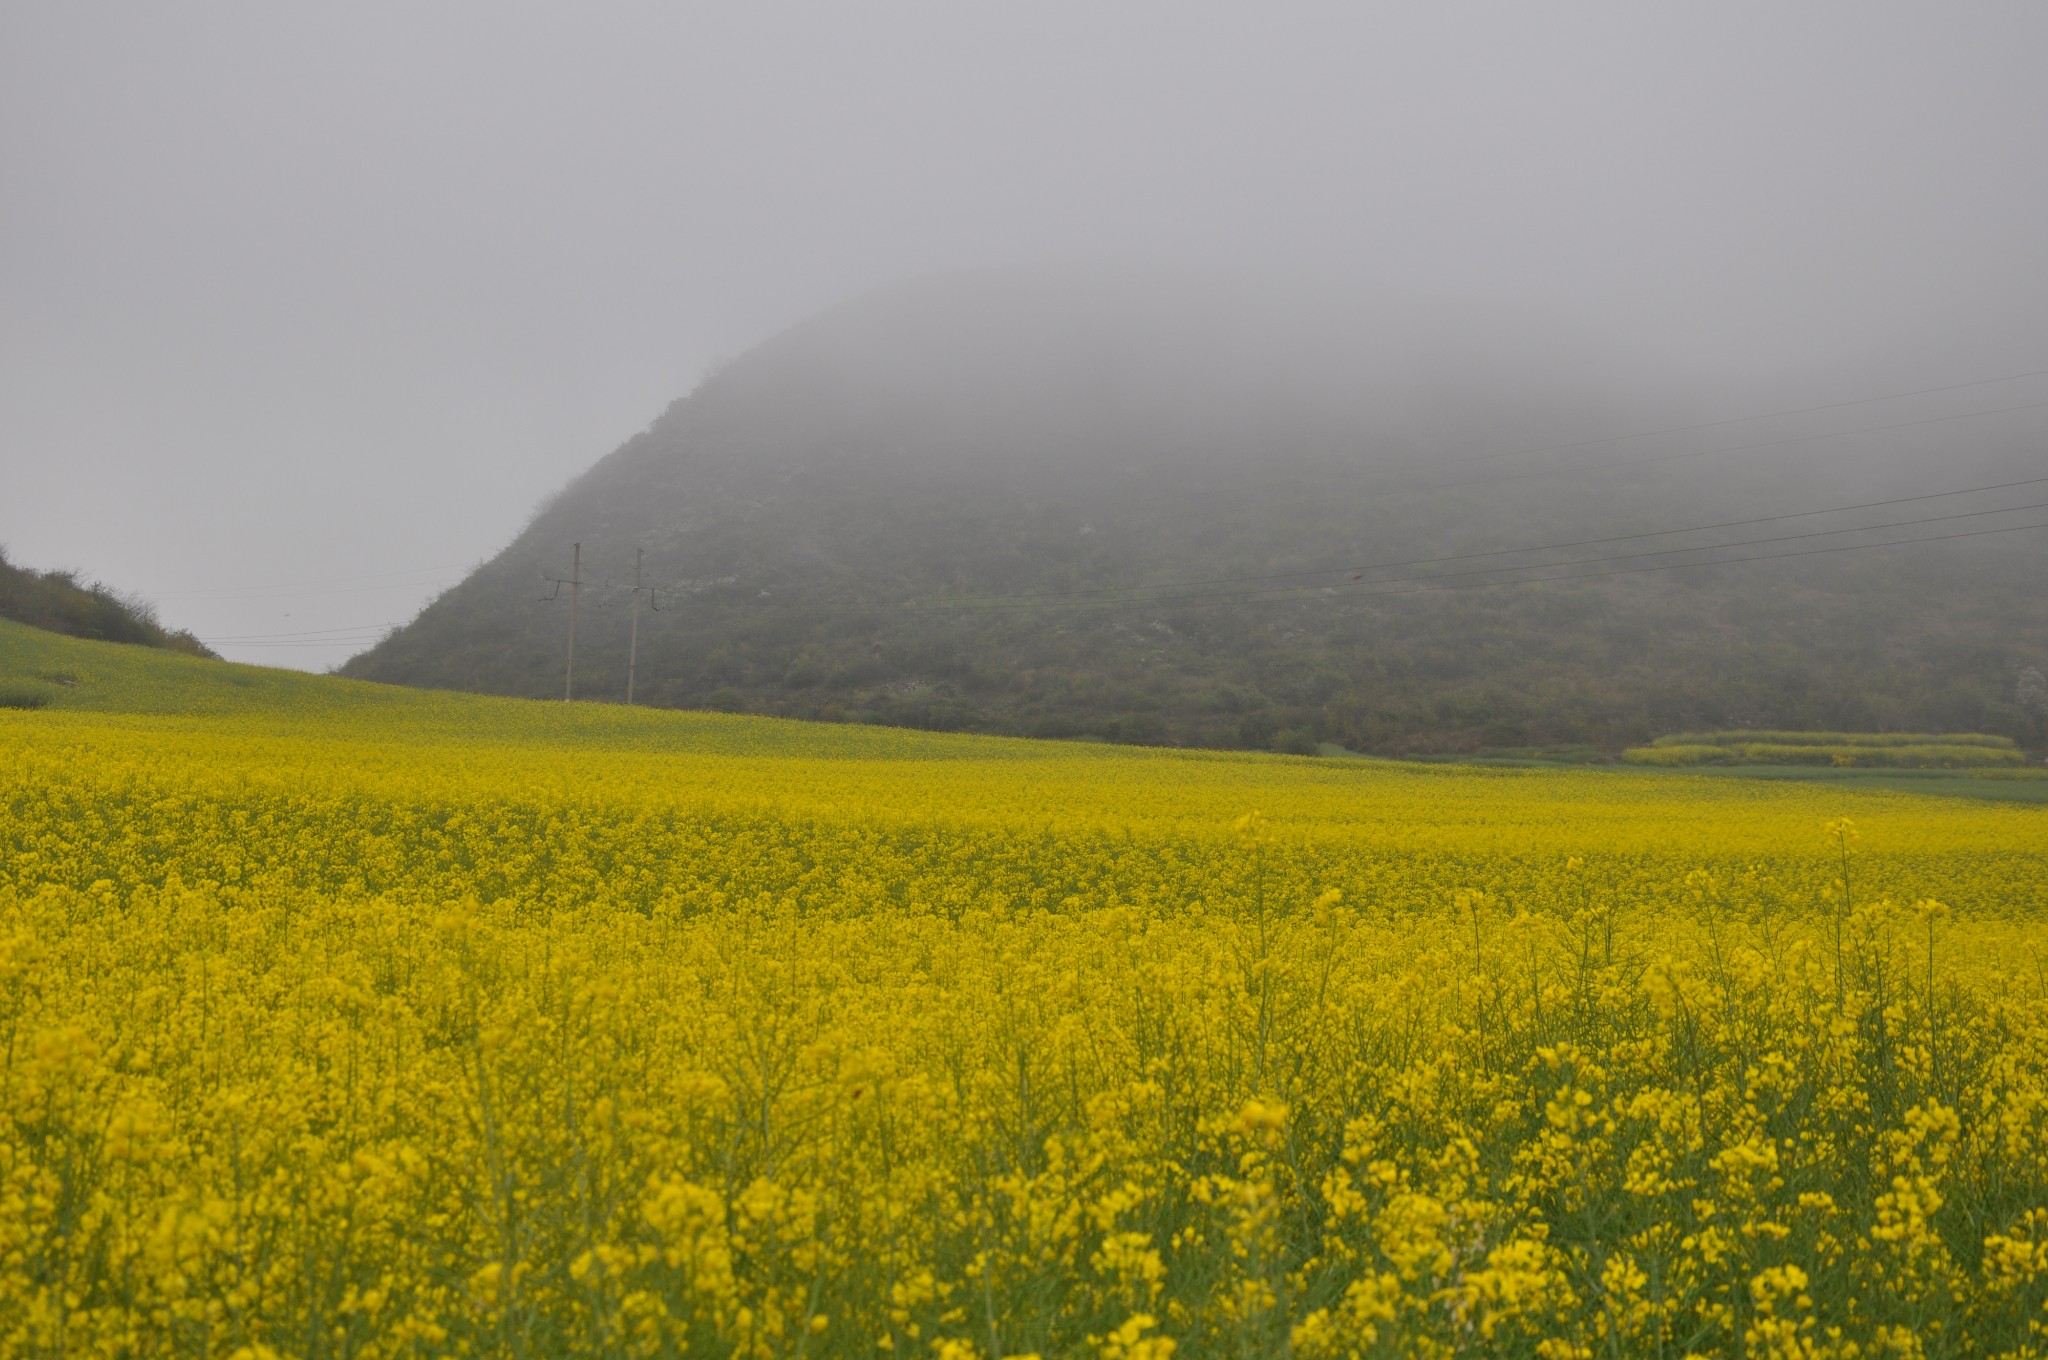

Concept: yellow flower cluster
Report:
left=2, top=640, right=2046, bottom=1357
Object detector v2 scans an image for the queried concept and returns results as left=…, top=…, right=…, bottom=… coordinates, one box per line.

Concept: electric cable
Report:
left=160, top=563, right=471, bottom=599
left=199, top=620, right=408, bottom=643
left=1417, top=365, right=2048, bottom=472
left=915, top=473, right=2048, bottom=604
left=877, top=499, right=2048, bottom=616
left=647, top=471, right=2048, bottom=616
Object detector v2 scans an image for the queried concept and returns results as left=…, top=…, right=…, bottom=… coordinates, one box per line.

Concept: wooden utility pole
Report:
left=626, top=547, right=643, bottom=705
left=564, top=541, right=581, bottom=702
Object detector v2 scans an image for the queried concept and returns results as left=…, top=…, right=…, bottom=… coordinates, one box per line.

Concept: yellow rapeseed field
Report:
left=2, top=622, right=2046, bottom=1359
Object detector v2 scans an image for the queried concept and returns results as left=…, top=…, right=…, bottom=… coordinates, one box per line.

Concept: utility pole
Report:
left=626, top=547, right=643, bottom=705
left=564, top=541, right=581, bottom=701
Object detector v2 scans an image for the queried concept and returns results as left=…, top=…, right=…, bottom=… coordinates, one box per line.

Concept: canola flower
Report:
left=2, top=631, right=2047, bottom=1358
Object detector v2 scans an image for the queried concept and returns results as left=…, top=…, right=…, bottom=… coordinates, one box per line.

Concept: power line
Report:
left=161, top=563, right=471, bottom=599
left=648, top=471, right=2046, bottom=616
left=649, top=506, right=2047, bottom=622
left=140, top=365, right=2048, bottom=605
left=1370, top=396, right=2048, bottom=500
left=1370, top=517, right=2048, bottom=602
left=625, top=516, right=2047, bottom=624
left=1219, top=497, right=2048, bottom=603
left=218, top=486, right=2045, bottom=647
left=215, top=521, right=2048, bottom=653
left=212, top=639, right=394, bottom=649
left=918, top=473, right=2048, bottom=604
left=888, top=517, right=2048, bottom=617
left=202, top=642, right=384, bottom=654
left=878, top=498, right=2048, bottom=616
left=205, top=621, right=404, bottom=639
left=164, top=577, right=464, bottom=604
left=193, top=369, right=2048, bottom=652
left=1417, top=365, right=2048, bottom=473
left=201, top=620, right=407, bottom=642
left=206, top=637, right=395, bottom=647
left=165, top=366, right=2048, bottom=636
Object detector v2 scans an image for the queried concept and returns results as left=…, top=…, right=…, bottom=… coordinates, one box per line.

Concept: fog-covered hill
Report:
left=344, top=269, right=2048, bottom=754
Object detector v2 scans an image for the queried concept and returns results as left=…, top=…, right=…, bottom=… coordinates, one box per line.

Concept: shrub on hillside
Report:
left=0, top=546, right=216, bottom=658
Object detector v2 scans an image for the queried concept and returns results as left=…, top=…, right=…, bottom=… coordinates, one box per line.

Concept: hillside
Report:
left=0, top=546, right=214, bottom=669
left=343, top=269, right=2048, bottom=754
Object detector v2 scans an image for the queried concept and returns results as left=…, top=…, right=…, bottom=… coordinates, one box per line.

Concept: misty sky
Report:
left=4, top=3, right=2046, bottom=668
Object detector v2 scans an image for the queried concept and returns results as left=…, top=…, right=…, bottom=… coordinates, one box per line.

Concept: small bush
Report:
left=1274, top=729, right=1321, bottom=756
left=0, top=684, right=51, bottom=710
left=1622, top=744, right=1723, bottom=766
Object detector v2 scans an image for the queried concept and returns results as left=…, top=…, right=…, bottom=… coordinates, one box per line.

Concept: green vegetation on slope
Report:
left=11, top=619, right=2046, bottom=808
left=0, top=617, right=1195, bottom=763
left=0, top=546, right=214, bottom=699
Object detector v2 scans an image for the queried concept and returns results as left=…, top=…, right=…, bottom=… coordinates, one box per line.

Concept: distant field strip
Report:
left=1651, top=730, right=2020, bottom=750
left=1625, top=729, right=2030, bottom=769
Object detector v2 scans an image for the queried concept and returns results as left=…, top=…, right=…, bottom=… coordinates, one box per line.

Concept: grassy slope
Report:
left=1661, top=762, right=2048, bottom=803
left=9, top=617, right=2046, bottom=808
left=0, top=616, right=1044, bottom=760
left=0, top=549, right=214, bottom=659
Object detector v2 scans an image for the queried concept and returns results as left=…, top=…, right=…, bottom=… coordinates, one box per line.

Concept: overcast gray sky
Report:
left=4, top=3, right=2046, bottom=667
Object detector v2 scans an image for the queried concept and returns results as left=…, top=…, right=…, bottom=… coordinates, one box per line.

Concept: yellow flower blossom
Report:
left=2, top=627, right=2047, bottom=1355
